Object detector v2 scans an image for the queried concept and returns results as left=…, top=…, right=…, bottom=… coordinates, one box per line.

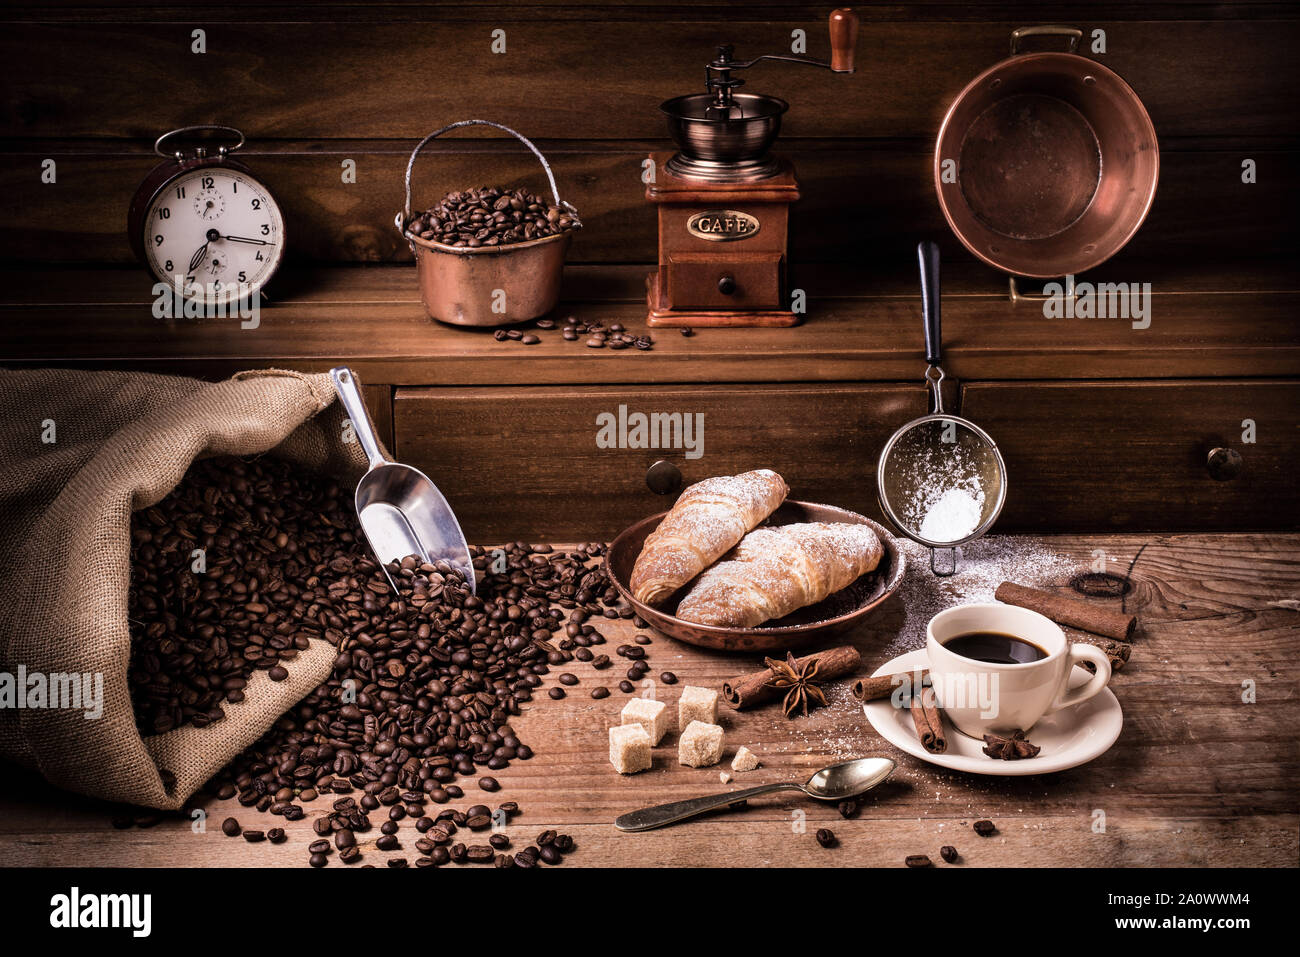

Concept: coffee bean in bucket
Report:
left=407, top=186, right=577, bottom=248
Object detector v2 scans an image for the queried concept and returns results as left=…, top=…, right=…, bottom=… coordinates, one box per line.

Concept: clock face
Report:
left=143, top=166, right=284, bottom=305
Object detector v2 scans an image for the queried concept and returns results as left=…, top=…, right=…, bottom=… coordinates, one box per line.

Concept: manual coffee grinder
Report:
left=646, top=8, right=859, bottom=328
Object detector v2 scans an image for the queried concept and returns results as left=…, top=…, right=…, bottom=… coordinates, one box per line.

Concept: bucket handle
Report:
left=400, top=119, right=580, bottom=237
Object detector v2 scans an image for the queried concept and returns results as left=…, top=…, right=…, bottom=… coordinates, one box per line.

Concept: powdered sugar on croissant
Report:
left=629, top=469, right=788, bottom=606
left=675, top=522, right=882, bottom=628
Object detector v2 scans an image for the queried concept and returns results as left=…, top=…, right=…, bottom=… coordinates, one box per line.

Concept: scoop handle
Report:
left=330, top=367, right=387, bottom=470
left=918, top=240, right=941, bottom=366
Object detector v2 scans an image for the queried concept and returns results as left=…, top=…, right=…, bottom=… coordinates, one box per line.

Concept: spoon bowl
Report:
left=802, top=757, right=896, bottom=799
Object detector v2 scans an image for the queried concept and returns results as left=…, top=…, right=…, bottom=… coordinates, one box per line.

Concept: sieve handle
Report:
left=918, top=240, right=942, bottom=366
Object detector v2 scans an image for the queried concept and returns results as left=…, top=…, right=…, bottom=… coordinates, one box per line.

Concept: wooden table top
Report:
left=3, top=532, right=1297, bottom=868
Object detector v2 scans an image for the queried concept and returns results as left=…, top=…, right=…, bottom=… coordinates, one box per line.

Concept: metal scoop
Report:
left=876, top=241, right=1007, bottom=576
left=330, top=367, right=475, bottom=594
left=614, top=757, right=895, bottom=832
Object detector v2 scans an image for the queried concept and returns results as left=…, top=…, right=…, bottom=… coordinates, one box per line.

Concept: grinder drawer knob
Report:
left=717, top=275, right=737, bottom=296
left=1206, top=447, right=1243, bottom=481
left=646, top=460, right=683, bottom=495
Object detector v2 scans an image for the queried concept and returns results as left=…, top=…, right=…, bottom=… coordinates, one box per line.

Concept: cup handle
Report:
left=1047, top=644, right=1111, bottom=713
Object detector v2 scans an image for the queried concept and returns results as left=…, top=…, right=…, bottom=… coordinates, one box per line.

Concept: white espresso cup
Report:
left=925, top=603, right=1111, bottom=739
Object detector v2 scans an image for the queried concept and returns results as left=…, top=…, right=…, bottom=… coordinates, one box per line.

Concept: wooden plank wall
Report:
left=2, top=2, right=1297, bottom=272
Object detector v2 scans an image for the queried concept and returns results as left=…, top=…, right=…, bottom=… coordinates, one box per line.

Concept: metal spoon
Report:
left=614, top=757, right=895, bottom=832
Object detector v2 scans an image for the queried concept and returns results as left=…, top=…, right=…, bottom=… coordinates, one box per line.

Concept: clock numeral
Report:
left=232, top=181, right=238, bottom=193
left=157, top=207, right=170, bottom=219
left=164, top=260, right=173, bottom=272
left=154, top=234, right=164, bottom=246
left=260, top=224, right=270, bottom=235
left=250, top=198, right=261, bottom=210
left=255, top=251, right=264, bottom=261
left=201, top=176, right=215, bottom=189
left=175, top=185, right=186, bottom=199
left=238, top=270, right=247, bottom=282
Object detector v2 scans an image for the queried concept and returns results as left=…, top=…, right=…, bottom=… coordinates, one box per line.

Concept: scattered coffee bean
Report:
left=591, top=687, right=610, bottom=699
left=905, top=855, right=933, bottom=868
left=619, top=680, right=635, bottom=693
left=973, top=820, right=997, bottom=837
left=267, top=828, right=286, bottom=844
left=221, top=818, right=241, bottom=837
left=242, top=830, right=266, bottom=843
left=837, top=799, right=858, bottom=819
left=940, top=845, right=959, bottom=863
left=478, top=777, right=500, bottom=792
left=816, top=828, right=837, bottom=848
left=308, top=852, right=328, bottom=868
left=558, top=673, right=579, bottom=686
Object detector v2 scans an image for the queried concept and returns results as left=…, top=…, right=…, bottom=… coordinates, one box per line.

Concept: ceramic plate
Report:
left=861, top=648, right=1123, bottom=775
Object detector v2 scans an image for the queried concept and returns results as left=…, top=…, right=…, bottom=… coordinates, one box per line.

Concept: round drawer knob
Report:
left=645, top=459, right=682, bottom=495
left=1206, top=447, right=1243, bottom=481
left=717, top=275, right=737, bottom=296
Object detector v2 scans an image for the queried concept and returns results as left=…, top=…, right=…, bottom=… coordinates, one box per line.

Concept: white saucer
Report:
left=861, top=648, right=1123, bottom=775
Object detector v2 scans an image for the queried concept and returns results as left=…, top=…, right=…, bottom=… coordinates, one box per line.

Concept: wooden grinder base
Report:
left=645, top=152, right=801, bottom=328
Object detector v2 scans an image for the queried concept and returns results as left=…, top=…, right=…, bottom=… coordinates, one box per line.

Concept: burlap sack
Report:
left=0, top=367, right=371, bottom=809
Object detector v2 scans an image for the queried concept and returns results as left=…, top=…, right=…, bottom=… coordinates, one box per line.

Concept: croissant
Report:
left=675, top=522, right=882, bottom=628
left=630, top=469, right=788, bottom=606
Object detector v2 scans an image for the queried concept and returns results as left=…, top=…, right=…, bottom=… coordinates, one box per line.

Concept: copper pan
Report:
left=934, top=26, right=1159, bottom=279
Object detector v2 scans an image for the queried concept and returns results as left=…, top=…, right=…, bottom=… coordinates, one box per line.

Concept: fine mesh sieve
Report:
left=876, top=241, right=1007, bottom=576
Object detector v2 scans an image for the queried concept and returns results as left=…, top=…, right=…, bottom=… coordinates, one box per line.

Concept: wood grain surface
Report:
left=2, top=142, right=1294, bottom=265
left=3, top=265, right=1299, bottom=386
left=1, top=533, right=1295, bottom=867
left=2, top=19, right=1294, bottom=141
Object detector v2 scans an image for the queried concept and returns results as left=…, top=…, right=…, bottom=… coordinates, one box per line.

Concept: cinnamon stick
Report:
left=852, top=669, right=930, bottom=702
left=995, top=581, right=1137, bottom=642
left=722, top=645, right=861, bottom=711
left=910, top=686, right=946, bottom=754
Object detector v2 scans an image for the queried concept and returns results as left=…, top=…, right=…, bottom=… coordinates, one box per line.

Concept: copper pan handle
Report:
left=1010, top=25, right=1083, bottom=55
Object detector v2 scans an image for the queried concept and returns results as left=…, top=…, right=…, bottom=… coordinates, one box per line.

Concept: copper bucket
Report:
left=397, top=119, right=580, bottom=326
left=934, top=27, right=1158, bottom=280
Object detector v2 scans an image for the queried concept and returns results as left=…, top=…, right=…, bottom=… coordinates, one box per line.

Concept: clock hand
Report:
left=220, top=234, right=276, bottom=246
left=187, top=229, right=222, bottom=274
left=187, top=241, right=209, bottom=274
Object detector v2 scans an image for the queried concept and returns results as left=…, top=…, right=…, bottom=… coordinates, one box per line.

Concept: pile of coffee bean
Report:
left=493, top=316, right=656, bottom=352
left=201, top=545, right=617, bottom=866
left=407, top=186, right=578, bottom=248
left=127, top=456, right=366, bottom=736
left=127, top=456, right=654, bottom=866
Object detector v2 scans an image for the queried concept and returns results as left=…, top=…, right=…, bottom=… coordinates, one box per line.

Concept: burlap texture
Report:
left=0, top=367, right=370, bottom=809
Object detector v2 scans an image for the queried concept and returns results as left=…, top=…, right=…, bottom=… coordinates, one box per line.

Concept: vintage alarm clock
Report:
left=128, top=126, right=284, bottom=306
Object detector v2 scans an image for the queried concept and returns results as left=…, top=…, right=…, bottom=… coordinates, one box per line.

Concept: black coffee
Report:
left=944, top=631, right=1048, bottom=665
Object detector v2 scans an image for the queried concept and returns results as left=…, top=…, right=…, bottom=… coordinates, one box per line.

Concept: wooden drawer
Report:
left=961, top=380, right=1300, bottom=532
left=665, top=252, right=782, bottom=310
left=394, top=383, right=928, bottom=541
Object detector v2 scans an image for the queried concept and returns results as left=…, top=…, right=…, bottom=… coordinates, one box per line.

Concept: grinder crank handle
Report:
left=918, top=240, right=942, bottom=367
left=829, top=9, right=860, bottom=72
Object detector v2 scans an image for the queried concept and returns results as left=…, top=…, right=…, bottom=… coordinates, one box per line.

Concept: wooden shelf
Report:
left=2, top=264, right=1298, bottom=385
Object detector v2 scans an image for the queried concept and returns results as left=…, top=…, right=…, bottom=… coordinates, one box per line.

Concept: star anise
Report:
left=981, top=729, right=1041, bottom=760
left=763, top=652, right=828, bottom=719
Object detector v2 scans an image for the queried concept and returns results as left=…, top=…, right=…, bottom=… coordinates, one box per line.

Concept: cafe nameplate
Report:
left=686, top=209, right=761, bottom=242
